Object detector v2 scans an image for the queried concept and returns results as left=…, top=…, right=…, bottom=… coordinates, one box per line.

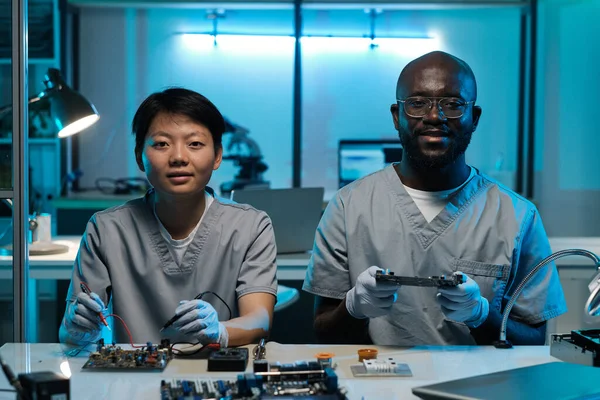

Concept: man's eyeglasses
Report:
left=397, top=96, right=475, bottom=119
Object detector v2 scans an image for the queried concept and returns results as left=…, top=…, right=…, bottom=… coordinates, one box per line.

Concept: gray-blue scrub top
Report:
left=303, top=164, right=567, bottom=345
left=65, top=188, right=278, bottom=343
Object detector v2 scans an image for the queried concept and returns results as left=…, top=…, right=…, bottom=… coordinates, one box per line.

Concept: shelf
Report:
left=0, top=59, right=58, bottom=65
left=0, top=138, right=57, bottom=145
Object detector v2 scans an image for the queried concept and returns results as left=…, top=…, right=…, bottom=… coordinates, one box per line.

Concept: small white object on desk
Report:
left=350, top=357, right=413, bottom=377
left=29, top=213, right=70, bottom=256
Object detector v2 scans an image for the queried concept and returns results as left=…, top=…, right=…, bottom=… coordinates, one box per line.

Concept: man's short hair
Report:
left=132, top=88, right=225, bottom=154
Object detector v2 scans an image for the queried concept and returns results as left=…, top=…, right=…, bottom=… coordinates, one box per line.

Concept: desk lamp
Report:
left=0, top=68, right=99, bottom=137
left=495, top=249, right=600, bottom=348
left=0, top=68, right=99, bottom=255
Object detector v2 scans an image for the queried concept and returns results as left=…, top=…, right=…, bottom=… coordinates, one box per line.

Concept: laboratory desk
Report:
left=0, top=342, right=564, bottom=399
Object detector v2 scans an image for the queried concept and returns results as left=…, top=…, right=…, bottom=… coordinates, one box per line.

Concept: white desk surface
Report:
left=0, top=236, right=598, bottom=281
left=0, top=342, right=561, bottom=400
left=0, top=236, right=312, bottom=280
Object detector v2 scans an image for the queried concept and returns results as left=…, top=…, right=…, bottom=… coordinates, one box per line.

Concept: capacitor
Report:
left=357, top=348, right=378, bottom=362
left=315, top=352, right=335, bottom=368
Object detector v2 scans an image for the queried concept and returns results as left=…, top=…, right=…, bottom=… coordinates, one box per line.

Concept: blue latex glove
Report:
left=436, top=272, right=489, bottom=328
left=63, top=291, right=106, bottom=342
left=172, top=300, right=229, bottom=348
left=346, top=266, right=400, bottom=319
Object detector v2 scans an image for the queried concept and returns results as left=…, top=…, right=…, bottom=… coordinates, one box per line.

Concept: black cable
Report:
left=0, top=389, right=16, bottom=393
left=170, top=341, right=205, bottom=357
left=169, top=288, right=231, bottom=355
left=0, top=354, right=28, bottom=400
left=160, top=291, right=232, bottom=333
left=199, top=291, right=232, bottom=320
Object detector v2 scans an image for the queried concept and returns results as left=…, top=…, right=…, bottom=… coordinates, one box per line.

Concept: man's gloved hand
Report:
left=346, top=266, right=400, bottom=319
left=172, top=300, right=229, bottom=348
left=63, top=291, right=106, bottom=342
left=436, top=272, right=489, bottom=328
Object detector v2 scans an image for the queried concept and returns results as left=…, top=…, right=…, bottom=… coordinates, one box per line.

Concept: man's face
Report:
left=136, top=112, right=222, bottom=198
left=391, top=64, right=482, bottom=169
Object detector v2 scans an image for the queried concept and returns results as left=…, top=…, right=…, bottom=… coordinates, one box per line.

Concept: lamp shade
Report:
left=42, top=68, right=99, bottom=138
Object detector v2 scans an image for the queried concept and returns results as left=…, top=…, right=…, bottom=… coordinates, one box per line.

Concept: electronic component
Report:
left=350, top=357, right=413, bottom=377
left=253, top=338, right=266, bottom=360
left=82, top=339, right=172, bottom=371
left=161, top=361, right=346, bottom=399
left=357, top=348, right=378, bottom=362
left=207, top=348, right=249, bottom=372
left=551, top=329, right=600, bottom=367
left=18, top=371, right=70, bottom=400
left=253, top=359, right=269, bottom=373
left=315, top=352, right=334, bottom=368
left=375, top=269, right=464, bottom=287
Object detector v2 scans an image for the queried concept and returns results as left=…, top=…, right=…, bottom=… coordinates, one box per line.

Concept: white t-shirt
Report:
left=154, top=191, right=214, bottom=265
left=403, top=167, right=475, bottom=223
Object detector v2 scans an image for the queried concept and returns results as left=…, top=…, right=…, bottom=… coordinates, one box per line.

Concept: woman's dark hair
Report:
left=132, top=87, right=225, bottom=154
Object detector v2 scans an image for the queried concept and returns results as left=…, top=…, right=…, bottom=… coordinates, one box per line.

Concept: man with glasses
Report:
left=303, top=51, right=566, bottom=346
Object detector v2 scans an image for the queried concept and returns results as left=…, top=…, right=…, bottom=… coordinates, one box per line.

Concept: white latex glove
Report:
left=172, top=299, right=229, bottom=348
left=63, top=291, right=106, bottom=342
left=346, top=266, right=400, bottom=319
left=436, top=272, right=489, bottom=328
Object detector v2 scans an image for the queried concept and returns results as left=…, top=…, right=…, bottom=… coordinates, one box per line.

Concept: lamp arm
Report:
left=495, top=249, right=600, bottom=348
left=0, top=94, right=47, bottom=120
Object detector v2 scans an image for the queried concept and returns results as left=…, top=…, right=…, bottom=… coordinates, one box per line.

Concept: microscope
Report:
left=219, top=117, right=269, bottom=198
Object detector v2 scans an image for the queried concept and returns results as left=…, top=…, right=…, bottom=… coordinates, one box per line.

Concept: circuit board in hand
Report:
left=82, top=339, right=172, bottom=371
left=375, top=269, right=464, bottom=287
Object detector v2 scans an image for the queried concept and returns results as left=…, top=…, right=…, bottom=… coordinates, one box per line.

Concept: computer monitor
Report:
left=230, top=187, right=324, bottom=254
left=338, top=139, right=403, bottom=188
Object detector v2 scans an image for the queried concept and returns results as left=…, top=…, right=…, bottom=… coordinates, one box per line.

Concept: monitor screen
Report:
left=338, top=140, right=403, bottom=188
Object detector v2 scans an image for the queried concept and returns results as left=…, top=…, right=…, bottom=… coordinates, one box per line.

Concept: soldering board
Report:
left=82, top=339, right=173, bottom=372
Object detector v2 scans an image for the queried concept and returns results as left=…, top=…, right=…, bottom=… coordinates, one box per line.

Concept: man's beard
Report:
left=399, top=130, right=472, bottom=170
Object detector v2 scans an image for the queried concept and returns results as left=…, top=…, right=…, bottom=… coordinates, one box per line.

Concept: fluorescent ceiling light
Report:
left=301, top=36, right=439, bottom=55
left=180, top=33, right=439, bottom=56
left=181, top=33, right=295, bottom=53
